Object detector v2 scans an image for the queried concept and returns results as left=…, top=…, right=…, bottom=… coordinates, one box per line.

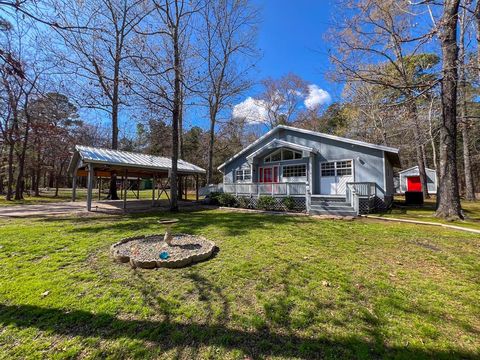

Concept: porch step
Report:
left=311, top=196, right=347, bottom=203
left=309, top=205, right=357, bottom=217
left=309, top=198, right=357, bottom=216
left=311, top=204, right=352, bottom=211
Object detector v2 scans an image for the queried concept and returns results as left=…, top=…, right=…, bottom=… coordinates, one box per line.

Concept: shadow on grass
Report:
left=0, top=303, right=476, bottom=359
left=46, top=209, right=313, bottom=238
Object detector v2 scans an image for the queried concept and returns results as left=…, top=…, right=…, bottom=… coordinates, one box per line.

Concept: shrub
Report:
left=237, top=196, right=251, bottom=209
left=256, top=196, right=276, bottom=211
left=217, top=193, right=238, bottom=207
left=282, top=196, right=296, bottom=211
left=206, top=192, right=222, bottom=205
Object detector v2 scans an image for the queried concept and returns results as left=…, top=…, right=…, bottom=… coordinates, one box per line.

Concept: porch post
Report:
left=306, top=154, right=313, bottom=212
left=86, top=163, right=93, bottom=211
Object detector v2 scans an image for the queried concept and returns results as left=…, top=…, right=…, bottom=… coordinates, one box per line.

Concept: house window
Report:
left=235, top=169, right=251, bottom=181
left=283, top=164, right=307, bottom=177
left=264, top=148, right=303, bottom=163
left=321, top=160, right=353, bottom=177
left=271, top=150, right=282, bottom=162
left=336, top=161, right=352, bottom=176
left=321, top=162, right=335, bottom=177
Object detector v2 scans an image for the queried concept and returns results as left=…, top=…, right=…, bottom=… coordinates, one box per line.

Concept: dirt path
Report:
left=0, top=199, right=201, bottom=218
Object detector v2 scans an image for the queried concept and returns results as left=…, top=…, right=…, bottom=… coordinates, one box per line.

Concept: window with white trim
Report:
left=321, top=162, right=335, bottom=176
left=235, top=169, right=251, bottom=181
left=264, top=148, right=302, bottom=163
left=321, top=160, right=352, bottom=177
left=283, top=164, right=307, bottom=177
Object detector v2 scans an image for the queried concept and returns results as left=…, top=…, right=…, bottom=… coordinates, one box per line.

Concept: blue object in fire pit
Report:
left=159, top=251, right=170, bottom=260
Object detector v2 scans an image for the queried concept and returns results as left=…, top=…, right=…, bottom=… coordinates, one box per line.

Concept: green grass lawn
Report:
left=0, top=210, right=479, bottom=359
left=0, top=188, right=198, bottom=207
left=377, top=198, right=480, bottom=231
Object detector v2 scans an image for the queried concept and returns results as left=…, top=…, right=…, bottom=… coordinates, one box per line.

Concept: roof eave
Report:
left=81, top=159, right=206, bottom=175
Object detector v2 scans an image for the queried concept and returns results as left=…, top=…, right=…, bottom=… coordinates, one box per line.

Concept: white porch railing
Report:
left=346, top=182, right=376, bottom=214
left=223, top=182, right=307, bottom=197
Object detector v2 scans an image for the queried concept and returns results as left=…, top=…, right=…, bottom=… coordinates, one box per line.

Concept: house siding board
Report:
left=281, top=129, right=386, bottom=198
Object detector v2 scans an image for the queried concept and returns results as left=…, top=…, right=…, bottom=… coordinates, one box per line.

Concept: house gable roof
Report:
left=246, top=139, right=316, bottom=161
left=218, top=125, right=400, bottom=170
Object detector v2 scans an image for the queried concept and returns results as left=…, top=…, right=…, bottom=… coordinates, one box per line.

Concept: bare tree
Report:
left=199, top=0, right=258, bottom=184
left=328, top=0, right=439, bottom=199
left=133, top=0, right=201, bottom=211
left=53, top=0, right=149, bottom=200
left=458, top=1, right=476, bottom=200
left=258, top=73, right=309, bottom=128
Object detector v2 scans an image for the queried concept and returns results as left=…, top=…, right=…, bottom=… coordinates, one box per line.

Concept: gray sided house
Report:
left=218, top=125, right=400, bottom=216
left=397, top=166, right=437, bottom=194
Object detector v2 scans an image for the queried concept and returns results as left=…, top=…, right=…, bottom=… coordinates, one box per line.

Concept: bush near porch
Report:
left=211, top=192, right=305, bottom=212
left=0, top=209, right=479, bottom=359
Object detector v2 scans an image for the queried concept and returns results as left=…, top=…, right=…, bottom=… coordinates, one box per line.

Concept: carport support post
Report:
left=195, top=174, right=199, bottom=201
left=123, top=169, right=128, bottom=210
left=152, top=175, right=156, bottom=207
left=86, top=163, right=94, bottom=211
left=72, top=170, right=77, bottom=202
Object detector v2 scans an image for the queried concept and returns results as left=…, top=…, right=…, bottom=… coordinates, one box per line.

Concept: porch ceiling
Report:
left=246, top=139, right=316, bottom=162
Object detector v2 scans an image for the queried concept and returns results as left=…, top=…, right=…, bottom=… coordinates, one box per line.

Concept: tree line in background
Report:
left=0, top=0, right=479, bottom=220
left=0, top=0, right=258, bottom=210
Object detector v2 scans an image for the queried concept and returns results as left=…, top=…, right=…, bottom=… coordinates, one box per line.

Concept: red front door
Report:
left=407, top=176, right=422, bottom=192
left=259, top=166, right=279, bottom=183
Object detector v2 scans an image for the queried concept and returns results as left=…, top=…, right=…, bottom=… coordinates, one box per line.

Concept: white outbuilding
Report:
left=397, top=166, right=437, bottom=194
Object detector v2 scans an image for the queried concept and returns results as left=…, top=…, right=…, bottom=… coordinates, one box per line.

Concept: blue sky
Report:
left=254, top=0, right=335, bottom=93
left=181, top=0, right=337, bottom=132
left=117, top=1, right=338, bottom=137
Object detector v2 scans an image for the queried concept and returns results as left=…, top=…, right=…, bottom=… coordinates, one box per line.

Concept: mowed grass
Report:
left=0, top=188, right=197, bottom=207
left=378, top=198, right=480, bottom=231
left=0, top=210, right=479, bottom=359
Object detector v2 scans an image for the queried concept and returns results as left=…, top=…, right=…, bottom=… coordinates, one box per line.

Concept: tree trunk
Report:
left=14, top=109, right=31, bottom=200
left=170, top=28, right=180, bottom=212
left=34, top=157, right=41, bottom=196
left=459, top=6, right=476, bottom=201
left=436, top=0, right=463, bottom=219
left=6, top=140, right=14, bottom=201
left=108, top=64, right=120, bottom=200
left=55, top=172, right=60, bottom=197
left=207, top=111, right=216, bottom=185
left=177, top=87, right=184, bottom=198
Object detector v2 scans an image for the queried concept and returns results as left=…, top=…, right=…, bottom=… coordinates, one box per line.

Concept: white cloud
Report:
left=232, top=97, right=268, bottom=124
left=304, top=84, right=331, bottom=110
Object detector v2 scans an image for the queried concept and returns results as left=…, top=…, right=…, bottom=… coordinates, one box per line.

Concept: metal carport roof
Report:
left=68, top=145, right=206, bottom=175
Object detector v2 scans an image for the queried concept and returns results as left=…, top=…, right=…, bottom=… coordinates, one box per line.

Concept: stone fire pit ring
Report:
left=111, top=234, right=216, bottom=269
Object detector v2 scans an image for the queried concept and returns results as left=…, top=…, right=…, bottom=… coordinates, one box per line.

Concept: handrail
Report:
left=346, top=182, right=377, bottom=215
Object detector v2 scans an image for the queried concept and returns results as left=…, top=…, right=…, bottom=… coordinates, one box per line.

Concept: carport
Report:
left=67, top=145, right=206, bottom=211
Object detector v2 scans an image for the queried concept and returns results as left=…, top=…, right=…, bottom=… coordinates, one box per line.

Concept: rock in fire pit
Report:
left=111, top=234, right=216, bottom=269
